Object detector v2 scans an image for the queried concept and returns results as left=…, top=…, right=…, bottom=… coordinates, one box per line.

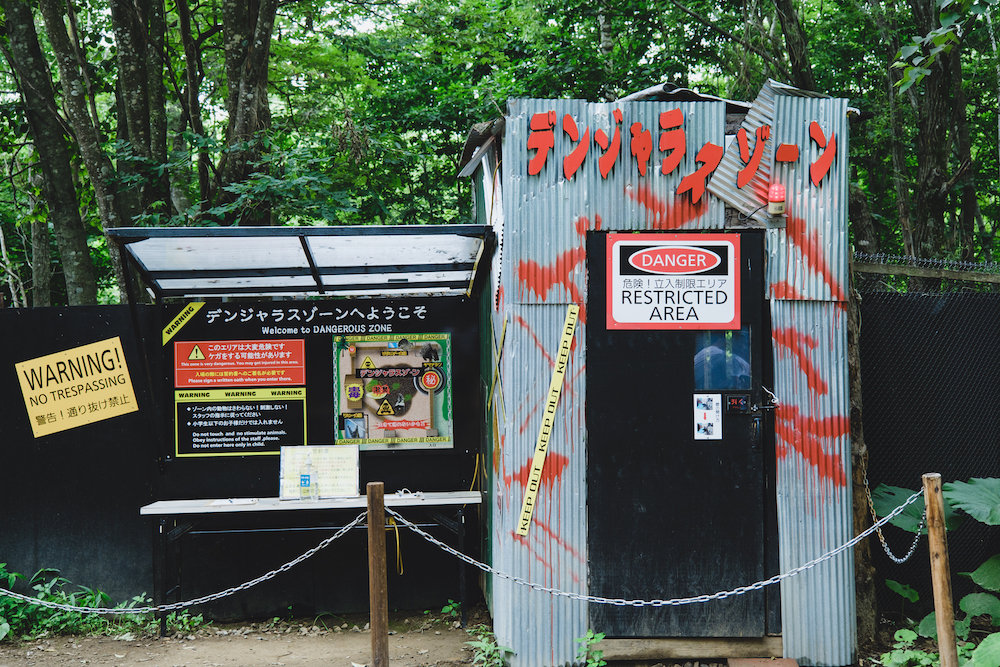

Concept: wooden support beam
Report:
left=923, top=473, right=958, bottom=667
left=597, top=636, right=783, bottom=661
left=367, top=482, right=389, bottom=667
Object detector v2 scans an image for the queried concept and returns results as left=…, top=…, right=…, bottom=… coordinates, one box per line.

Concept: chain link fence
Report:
left=855, top=252, right=1000, bottom=619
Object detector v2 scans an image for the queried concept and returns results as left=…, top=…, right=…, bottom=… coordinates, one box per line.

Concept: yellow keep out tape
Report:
left=516, top=304, right=579, bottom=537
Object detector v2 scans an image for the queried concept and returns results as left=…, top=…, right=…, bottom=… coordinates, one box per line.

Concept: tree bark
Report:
left=910, top=0, right=954, bottom=260
left=39, top=0, right=130, bottom=299
left=772, top=0, right=816, bottom=90
left=177, top=0, right=211, bottom=214
left=218, top=0, right=278, bottom=225
left=3, top=0, right=97, bottom=305
left=848, top=270, right=878, bottom=649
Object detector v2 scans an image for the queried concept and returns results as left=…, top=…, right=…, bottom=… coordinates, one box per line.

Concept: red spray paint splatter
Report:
left=783, top=213, right=846, bottom=301
left=516, top=215, right=589, bottom=325
left=627, top=184, right=708, bottom=229
left=772, top=326, right=829, bottom=395
left=504, top=452, right=570, bottom=491
left=769, top=281, right=803, bottom=300
left=774, top=404, right=848, bottom=487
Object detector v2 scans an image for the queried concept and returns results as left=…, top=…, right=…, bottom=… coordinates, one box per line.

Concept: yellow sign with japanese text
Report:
left=15, top=337, right=139, bottom=438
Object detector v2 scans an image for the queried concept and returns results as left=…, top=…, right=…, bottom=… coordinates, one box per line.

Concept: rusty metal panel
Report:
left=766, top=95, right=850, bottom=302
left=770, top=299, right=854, bottom=665
left=489, top=303, right=588, bottom=667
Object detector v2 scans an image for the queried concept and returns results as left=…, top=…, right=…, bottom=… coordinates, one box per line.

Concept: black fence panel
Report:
left=0, top=306, right=159, bottom=603
left=1, top=301, right=483, bottom=620
left=860, top=291, right=1000, bottom=619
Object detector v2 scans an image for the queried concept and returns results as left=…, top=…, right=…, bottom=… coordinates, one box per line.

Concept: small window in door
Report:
left=694, top=328, right=751, bottom=390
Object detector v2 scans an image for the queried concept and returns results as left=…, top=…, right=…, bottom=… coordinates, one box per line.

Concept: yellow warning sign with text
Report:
left=516, top=304, right=579, bottom=536
left=163, top=302, right=205, bottom=345
left=15, top=337, right=139, bottom=438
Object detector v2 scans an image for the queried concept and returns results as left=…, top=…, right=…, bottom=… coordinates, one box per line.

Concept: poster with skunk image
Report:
left=333, top=333, right=453, bottom=450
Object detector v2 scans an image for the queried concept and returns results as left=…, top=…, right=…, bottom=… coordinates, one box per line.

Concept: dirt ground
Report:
left=0, top=609, right=484, bottom=667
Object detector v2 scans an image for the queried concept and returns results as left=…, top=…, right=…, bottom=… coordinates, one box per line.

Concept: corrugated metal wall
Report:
left=765, top=95, right=853, bottom=666
left=470, top=84, right=853, bottom=667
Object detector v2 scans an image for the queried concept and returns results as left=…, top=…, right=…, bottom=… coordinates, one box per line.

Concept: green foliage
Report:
left=971, top=557, right=1000, bottom=593
left=885, top=477, right=1000, bottom=667
left=575, top=630, right=607, bottom=667
left=888, top=580, right=920, bottom=603
left=872, top=485, right=963, bottom=533
left=875, top=627, right=976, bottom=667
left=973, top=633, right=1000, bottom=667
left=0, top=563, right=203, bottom=641
left=465, top=623, right=513, bottom=667
left=946, top=480, right=1000, bottom=526
left=441, top=599, right=460, bottom=618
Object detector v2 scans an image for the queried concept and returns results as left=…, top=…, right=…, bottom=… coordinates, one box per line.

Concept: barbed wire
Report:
left=854, top=251, right=1000, bottom=275
left=0, top=491, right=923, bottom=617
left=386, top=489, right=924, bottom=607
left=0, top=511, right=367, bottom=616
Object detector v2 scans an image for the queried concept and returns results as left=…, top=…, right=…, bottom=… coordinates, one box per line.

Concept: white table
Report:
left=141, top=490, right=482, bottom=633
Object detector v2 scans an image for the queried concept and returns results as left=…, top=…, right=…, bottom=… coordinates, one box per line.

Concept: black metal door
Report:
left=586, top=231, right=773, bottom=637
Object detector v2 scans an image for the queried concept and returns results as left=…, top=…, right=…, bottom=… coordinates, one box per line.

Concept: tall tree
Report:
left=2, top=0, right=97, bottom=305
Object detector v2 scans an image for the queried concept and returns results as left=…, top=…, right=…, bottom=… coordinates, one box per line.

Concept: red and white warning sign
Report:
left=606, top=233, right=740, bottom=330
left=174, top=339, right=306, bottom=387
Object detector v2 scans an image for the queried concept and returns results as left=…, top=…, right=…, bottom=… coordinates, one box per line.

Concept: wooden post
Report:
left=367, top=482, right=389, bottom=667
left=923, top=473, right=958, bottom=667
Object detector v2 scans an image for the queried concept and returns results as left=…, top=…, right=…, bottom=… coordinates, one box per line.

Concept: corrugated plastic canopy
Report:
left=107, top=225, right=491, bottom=301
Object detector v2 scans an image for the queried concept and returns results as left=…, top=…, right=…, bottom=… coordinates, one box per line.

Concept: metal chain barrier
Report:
left=0, top=511, right=367, bottom=616
left=865, top=476, right=925, bottom=563
left=0, top=491, right=924, bottom=618
left=861, top=452, right=925, bottom=563
left=386, top=489, right=924, bottom=608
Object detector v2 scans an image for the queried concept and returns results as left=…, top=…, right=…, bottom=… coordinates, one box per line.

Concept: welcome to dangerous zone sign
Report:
left=607, top=233, right=740, bottom=330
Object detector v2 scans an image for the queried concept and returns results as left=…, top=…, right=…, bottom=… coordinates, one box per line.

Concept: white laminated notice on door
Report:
left=693, top=393, right=722, bottom=440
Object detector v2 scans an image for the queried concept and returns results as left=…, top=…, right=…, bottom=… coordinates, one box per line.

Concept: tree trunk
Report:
left=218, top=0, right=278, bottom=225
left=849, top=270, right=878, bottom=649
left=177, top=0, right=211, bottom=214
left=3, top=0, right=97, bottom=306
left=772, top=0, right=816, bottom=90
left=39, top=0, right=130, bottom=300
left=910, top=0, right=954, bottom=260
left=850, top=184, right=880, bottom=255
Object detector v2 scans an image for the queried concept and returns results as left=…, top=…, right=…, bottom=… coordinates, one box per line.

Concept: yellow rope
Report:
left=386, top=517, right=403, bottom=574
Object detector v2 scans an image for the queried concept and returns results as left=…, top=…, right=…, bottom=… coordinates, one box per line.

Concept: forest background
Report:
left=0, top=0, right=995, bottom=306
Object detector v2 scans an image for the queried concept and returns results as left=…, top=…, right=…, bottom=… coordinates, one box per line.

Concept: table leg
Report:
left=155, top=518, right=167, bottom=637
left=458, top=507, right=467, bottom=629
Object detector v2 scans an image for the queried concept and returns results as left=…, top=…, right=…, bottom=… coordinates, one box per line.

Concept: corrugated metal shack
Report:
left=461, top=80, right=852, bottom=667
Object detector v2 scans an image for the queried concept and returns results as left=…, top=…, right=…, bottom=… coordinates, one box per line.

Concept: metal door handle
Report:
left=751, top=416, right=762, bottom=452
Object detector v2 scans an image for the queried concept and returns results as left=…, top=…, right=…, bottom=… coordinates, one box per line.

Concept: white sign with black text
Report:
left=606, top=233, right=740, bottom=330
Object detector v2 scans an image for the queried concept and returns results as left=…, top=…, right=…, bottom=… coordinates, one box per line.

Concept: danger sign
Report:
left=174, top=339, right=306, bottom=387
left=607, top=233, right=740, bottom=330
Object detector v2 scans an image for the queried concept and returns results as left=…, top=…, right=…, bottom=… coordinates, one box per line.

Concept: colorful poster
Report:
left=607, top=233, right=740, bottom=330
left=333, top=333, right=453, bottom=450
